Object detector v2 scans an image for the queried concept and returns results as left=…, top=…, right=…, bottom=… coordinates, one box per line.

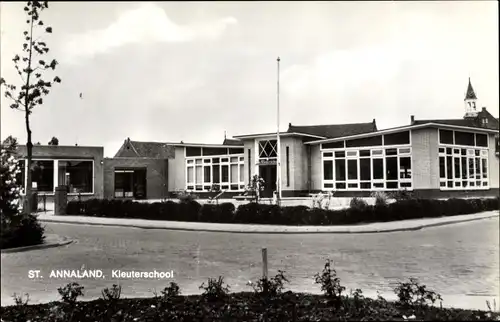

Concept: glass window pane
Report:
left=387, top=181, right=398, bottom=189
left=386, top=157, right=397, bottom=180
left=230, top=157, right=238, bottom=163
left=360, top=158, right=370, bottom=181
left=324, top=183, right=334, bottom=188
left=221, top=165, right=229, bottom=182
left=439, top=130, right=454, bottom=144
left=202, top=147, right=227, bottom=156
left=336, top=182, right=346, bottom=189
left=461, top=157, right=467, bottom=179
left=468, top=158, right=474, bottom=179
left=195, top=166, right=202, bottom=184
left=58, top=160, right=93, bottom=193
left=399, top=157, right=411, bottom=179
left=212, top=165, right=220, bottom=183
left=230, top=164, right=238, bottom=183
left=384, top=131, right=410, bottom=145
left=482, top=159, right=487, bottom=178
left=323, top=152, right=333, bottom=157
left=186, top=147, right=202, bottom=157
left=239, top=164, right=244, bottom=182
left=322, top=141, right=344, bottom=149
left=475, top=158, right=480, bottom=179
left=335, top=151, right=345, bottom=158
left=454, top=158, right=460, bottom=179
left=454, top=131, right=475, bottom=146
left=439, top=157, right=446, bottom=178
left=335, top=159, right=346, bottom=181
left=372, top=159, right=383, bottom=179
left=476, top=134, right=488, bottom=147
left=346, top=135, right=382, bottom=148
left=360, top=182, right=371, bottom=189
left=323, top=160, right=333, bottom=180
left=347, top=159, right=358, bottom=180
left=446, top=156, right=452, bottom=179
left=386, top=148, right=397, bottom=156
left=360, top=150, right=370, bottom=157
left=204, top=166, right=211, bottom=183
left=228, top=148, right=244, bottom=155
left=187, top=167, right=194, bottom=183
left=31, top=160, right=54, bottom=192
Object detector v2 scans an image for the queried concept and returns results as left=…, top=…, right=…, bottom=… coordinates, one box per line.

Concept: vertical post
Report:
left=276, top=57, right=282, bottom=205
left=262, top=247, right=268, bottom=279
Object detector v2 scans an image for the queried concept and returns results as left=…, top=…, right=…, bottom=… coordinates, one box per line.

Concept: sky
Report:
left=1, top=1, right=498, bottom=157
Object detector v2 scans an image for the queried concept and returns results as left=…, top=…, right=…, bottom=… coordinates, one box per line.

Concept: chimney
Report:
left=482, top=107, right=487, bottom=112
left=372, top=118, right=377, bottom=131
left=410, top=115, right=415, bottom=124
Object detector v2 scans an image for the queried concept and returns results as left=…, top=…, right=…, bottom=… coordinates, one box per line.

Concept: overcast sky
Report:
left=1, top=1, right=498, bottom=157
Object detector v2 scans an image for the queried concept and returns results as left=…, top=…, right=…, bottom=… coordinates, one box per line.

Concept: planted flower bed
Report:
left=64, top=197, right=500, bottom=226
left=2, top=261, right=499, bottom=321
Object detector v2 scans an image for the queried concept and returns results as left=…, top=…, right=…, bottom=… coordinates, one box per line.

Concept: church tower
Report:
left=464, top=77, right=478, bottom=118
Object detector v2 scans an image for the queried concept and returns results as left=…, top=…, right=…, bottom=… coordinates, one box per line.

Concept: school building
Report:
left=15, top=79, right=499, bottom=200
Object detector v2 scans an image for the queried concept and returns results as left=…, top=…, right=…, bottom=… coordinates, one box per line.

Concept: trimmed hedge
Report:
left=65, top=197, right=499, bottom=226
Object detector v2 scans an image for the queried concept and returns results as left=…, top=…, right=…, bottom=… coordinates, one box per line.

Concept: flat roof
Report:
left=233, top=132, right=327, bottom=140
left=305, top=122, right=499, bottom=145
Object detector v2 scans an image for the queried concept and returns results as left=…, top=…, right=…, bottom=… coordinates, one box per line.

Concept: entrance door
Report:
left=133, top=169, right=147, bottom=199
left=259, top=165, right=277, bottom=198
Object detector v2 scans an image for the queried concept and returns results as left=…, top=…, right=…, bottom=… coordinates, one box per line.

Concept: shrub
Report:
left=282, top=206, right=310, bottom=225
left=394, top=277, right=442, bottom=308
left=389, top=189, right=415, bottom=201
left=101, top=284, right=122, bottom=302
left=176, top=190, right=198, bottom=203
left=350, top=197, right=368, bottom=210
left=371, top=191, right=388, bottom=207
left=314, top=259, right=345, bottom=307
left=199, top=276, right=230, bottom=301
left=251, top=270, right=290, bottom=297
left=1, top=213, right=45, bottom=249
left=161, top=282, right=181, bottom=299
left=58, top=282, right=84, bottom=306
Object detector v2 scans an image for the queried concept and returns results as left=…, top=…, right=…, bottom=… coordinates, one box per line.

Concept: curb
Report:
left=1, top=236, right=74, bottom=254
left=37, top=213, right=499, bottom=234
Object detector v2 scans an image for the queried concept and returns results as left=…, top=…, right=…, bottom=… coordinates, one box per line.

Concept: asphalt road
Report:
left=1, top=217, right=498, bottom=310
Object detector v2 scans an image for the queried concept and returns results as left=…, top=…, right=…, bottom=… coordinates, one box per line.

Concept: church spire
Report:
left=465, top=77, right=477, bottom=100
left=464, top=77, right=478, bottom=118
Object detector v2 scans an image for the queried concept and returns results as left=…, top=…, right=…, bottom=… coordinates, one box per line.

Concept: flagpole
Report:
left=276, top=57, right=282, bottom=205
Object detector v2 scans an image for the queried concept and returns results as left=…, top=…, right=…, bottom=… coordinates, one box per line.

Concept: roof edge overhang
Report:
left=233, top=132, right=327, bottom=140
left=305, top=123, right=499, bottom=145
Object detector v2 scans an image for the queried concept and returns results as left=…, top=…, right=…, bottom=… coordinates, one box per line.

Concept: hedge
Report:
left=65, top=197, right=499, bottom=226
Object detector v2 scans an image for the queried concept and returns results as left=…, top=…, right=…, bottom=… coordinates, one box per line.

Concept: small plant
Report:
left=313, top=191, right=334, bottom=210
left=176, top=190, right=198, bottom=203
left=57, top=282, right=84, bottom=306
left=12, top=292, right=30, bottom=306
left=161, top=281, right=181, bottom=299
left=101, top=284, right=122, bottom=301
left=245, top=175, right=265, bottom=203
left=486, top=299, right=497, bottom=312
left=251, top=270, right=290, bottom=297
left=389, top=189, right=415, bottom=201
left=394, top=277, right=442, bottom=308
left=314, top=259, right=345, bottom=306
left=350, top=197, right=368, bottom=210
left=199, top=276, right=230, bottom=301
left=371, top=191, right=388, bottom=207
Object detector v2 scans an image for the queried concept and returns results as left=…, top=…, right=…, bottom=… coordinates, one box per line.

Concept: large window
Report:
left=114, top=168, right=146, bottom=199
left=438, top=145, right=488, bottom=190
left=31, top=160, right=54, bottom=192
left=321, top=141, right=412, bottom=191
left=186, top=150, right=245, bottom=191
left=58, top=160, right=93, bottom=193
left=16, top=159, right=94, bottom=194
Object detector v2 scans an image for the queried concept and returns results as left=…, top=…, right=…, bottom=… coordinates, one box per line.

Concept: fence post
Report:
left=262, top=247, right=268, bottom=279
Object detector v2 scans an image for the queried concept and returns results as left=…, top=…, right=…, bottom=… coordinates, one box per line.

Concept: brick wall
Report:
left=17, top=145, right=104, bottom=198
left=103, top=158, right=168, bottom=199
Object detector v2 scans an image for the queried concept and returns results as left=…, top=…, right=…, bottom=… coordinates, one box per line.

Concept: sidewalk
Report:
left=36, top=211, right=499, bottom=234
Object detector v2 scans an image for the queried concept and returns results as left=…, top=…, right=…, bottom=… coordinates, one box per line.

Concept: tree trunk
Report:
left=25, top=113, right=33, bottom=215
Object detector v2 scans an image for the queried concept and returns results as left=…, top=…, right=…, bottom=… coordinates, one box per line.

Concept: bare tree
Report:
left=1, top=1, right=61, bottom=214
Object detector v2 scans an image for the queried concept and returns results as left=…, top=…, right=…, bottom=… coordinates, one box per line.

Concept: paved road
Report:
left=1, top=217, right=499, bottom=311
